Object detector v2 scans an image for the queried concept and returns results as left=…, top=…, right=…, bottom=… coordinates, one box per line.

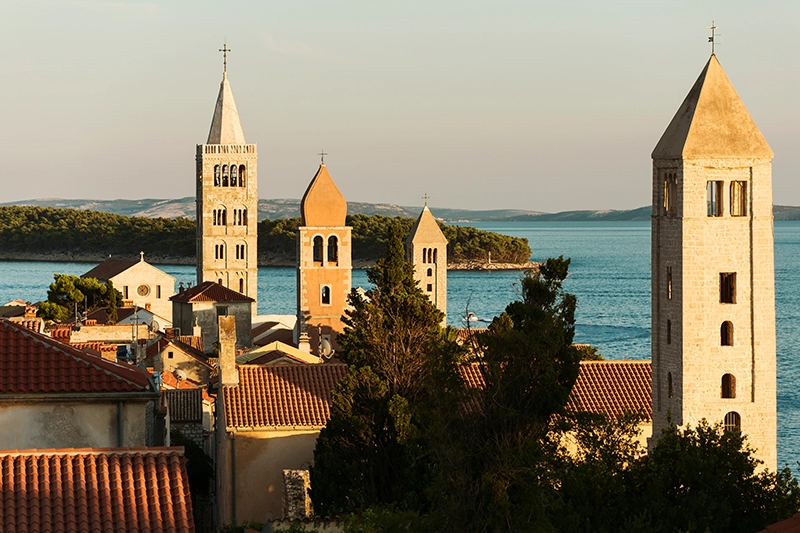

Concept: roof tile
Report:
left=0, top=447, right=194, bottom=533
left=82, top=259, right=138, bottom=281
left=170, top=281, right=254, bottom=303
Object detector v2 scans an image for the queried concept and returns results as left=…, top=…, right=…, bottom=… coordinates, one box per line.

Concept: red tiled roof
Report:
left=82, top=258, right=138, bottom=280
left=0, top=319, right=153, bottom=394
left=459, top=359, right=652, bottom=421
left=170, top=281, right=254, bottom=303
left=8, top=316, right=42, bottom=332
left=0, top=447, right=195, bottom=533
left=759, top=513, right=800, bottom=533
left=566, top=360, right=652, bottom=420
left=224, top=364, right=348, bottom=429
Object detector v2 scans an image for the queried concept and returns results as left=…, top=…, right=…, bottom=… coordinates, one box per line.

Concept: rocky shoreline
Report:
left=0, top=252, right=538, bottom=271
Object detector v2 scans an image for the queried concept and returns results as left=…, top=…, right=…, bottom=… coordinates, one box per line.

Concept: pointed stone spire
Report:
left=301, top=164, right=347, bottom=226
left=653, top=54, right=772, bottom=159
left=407, top=205, right=447, bottom=246
left=207, top=73, right=246, bottom=145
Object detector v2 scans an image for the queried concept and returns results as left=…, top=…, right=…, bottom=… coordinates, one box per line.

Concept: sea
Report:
left=2, top=220, right=799, bottom=469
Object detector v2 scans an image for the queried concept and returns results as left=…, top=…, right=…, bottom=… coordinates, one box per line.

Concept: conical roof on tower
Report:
left=301, top=164, right=347, bottom=226
left=207, top=72, right=246, bottom=145
left=407, top=205, right=447, bottom=245
left=652, top=54, right=772, bottom=159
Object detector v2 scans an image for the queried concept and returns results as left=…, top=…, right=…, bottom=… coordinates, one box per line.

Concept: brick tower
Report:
left=196, top=62, right=258, bottom=307
left=296, top=162, right=352, bottom=356
left=406, top=204, right=448, bottom=323
left=651, top=54, right=776, bottom=469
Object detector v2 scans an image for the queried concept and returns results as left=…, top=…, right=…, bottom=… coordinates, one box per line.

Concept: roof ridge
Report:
left=0, top=446, right=186, bottom=457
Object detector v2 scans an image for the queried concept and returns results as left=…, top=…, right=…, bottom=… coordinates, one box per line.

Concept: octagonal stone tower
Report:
left=195, top=69, right=258, bottom=306
left=651, top=54, right=776, bottom=470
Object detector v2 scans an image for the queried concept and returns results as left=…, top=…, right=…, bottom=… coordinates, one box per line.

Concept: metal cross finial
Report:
left=219, top=42, right=231, bottom=73
left=422, top=193, right=430, bottom=206
left=318, top=150, right=327, bottom=164
left=707, top=20, right=719, bottom=54
left=140, top=251, right=144, bottom=262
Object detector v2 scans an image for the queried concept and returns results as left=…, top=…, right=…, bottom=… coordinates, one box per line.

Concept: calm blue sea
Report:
left=2, top=221, right=798, bottom=468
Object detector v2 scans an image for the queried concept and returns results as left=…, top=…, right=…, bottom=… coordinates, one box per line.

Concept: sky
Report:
left=1, top=0, right=797, bottom=213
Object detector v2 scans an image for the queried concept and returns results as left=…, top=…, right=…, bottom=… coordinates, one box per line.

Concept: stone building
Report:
left=406, top=204, right=448, bottom=322
left=171, top=281, right=254, bottom=352
left=296, top=163, right=352, bottom=356
left=650, top=53, right=776, bottom=469
left=82, top=255, right=175, bottom=324
left=196, top=63, right=258, bottom=306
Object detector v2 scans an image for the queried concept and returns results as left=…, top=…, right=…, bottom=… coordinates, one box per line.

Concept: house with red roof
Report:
left=171, top=281, right=254, bottom=352
left=0, top=319, right=160, bottom=450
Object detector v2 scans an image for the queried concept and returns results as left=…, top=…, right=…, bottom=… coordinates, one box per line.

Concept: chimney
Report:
left=165, top=328, right=176, bottom=341
left=24, top=305, right=36, bottom=319
left=218, top=315, right=238, bottom=386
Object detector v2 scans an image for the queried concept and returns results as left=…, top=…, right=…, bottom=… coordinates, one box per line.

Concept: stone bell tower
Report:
left=650, top=53, right=776, bottom=470
left=406, top=202, right=448, bottom=323
left=296, top=161, right=352, bottom=355
left=196, top=47, right=258, bottom=306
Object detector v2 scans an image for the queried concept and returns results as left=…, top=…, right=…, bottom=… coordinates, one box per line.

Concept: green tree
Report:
left=428, top=257, right=581, bottom=532
left=310, top=229, right=462, bottom=516
left=38, top=273, right=123, bottom=322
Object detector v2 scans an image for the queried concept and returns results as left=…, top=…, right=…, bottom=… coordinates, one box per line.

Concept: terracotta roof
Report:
left=170, top=281, right=254, bottom=303
left=165, top=389, right=203, bottom=423
left=0, top=319, right=153, bottom=394
left=8, top=316, right=43, bottom=332
left=146, top=337, right=211, bottom=368
left=459, top=360, right=652, bottom=421
left=759, top=513, right=800, bottom=533
left=82, top=258, right=138, bottom=280
left=455, top=327, right=487, bottom=343
left=566, top=360, right=652, bottom=420
left=0, top=305, right=25, bottom=318
left=0, top=447, right=194, bottom=533
left=224, top=364, right=347, bottom=429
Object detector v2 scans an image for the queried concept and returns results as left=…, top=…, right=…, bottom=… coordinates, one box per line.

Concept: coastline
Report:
left=0, top=252, right=539, bottom=271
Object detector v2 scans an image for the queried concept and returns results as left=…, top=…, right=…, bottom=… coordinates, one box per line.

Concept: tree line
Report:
left=308, top=236, right=800, bottom=533
left=0, top=206, right=532, bottom=264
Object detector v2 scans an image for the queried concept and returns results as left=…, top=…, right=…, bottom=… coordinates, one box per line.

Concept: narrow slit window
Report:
left=328, top=236, right=339, bottom=264
left=720, top=273, right=736, bottom=304
left=321, top=285, right=331, bottom=305
left=730, top=181, right=747, bottom=217
left=668, top=372, right=673, bottom=399
left=239, top=278, right=244, bottom=293
left=666, top=319, right=671, bottom=344
left=667, top=266, right=673, bottom=300
left=313, top=236, right=323, bottom=264
left=707, top=181, right=723, bottom=217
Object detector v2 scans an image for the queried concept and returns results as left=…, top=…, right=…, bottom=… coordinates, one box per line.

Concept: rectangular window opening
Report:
left=707, top=181, right=723, bottom=217
left=720, top=273, right=736, bottom=304
left=730, top=181, right=747, bottom=217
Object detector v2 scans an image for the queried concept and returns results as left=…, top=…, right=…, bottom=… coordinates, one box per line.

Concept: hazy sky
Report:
left=1, top=0, right=797, bottom=212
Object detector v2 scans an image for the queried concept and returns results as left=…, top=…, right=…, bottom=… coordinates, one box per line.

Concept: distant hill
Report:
left=3, top=198, right=800, bottom=222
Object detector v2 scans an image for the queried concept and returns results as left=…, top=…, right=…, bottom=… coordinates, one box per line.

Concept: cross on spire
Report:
left=707, top=20, right=719, bottom=54
left=422, top=193, right=430, bottom=206
left=219, top=42, right=231, bottom=73
left=318, top=150, right=327, bottom=164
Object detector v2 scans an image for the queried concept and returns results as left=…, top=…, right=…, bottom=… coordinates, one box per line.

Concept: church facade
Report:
left=196, top=64, right=259, bottom=304
left=650, top=54, right=776, bottom=470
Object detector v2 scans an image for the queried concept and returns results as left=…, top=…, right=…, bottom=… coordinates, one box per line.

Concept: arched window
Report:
left=328, top=236, right=339, bottom=264
left=239, top=165, right=246, bottom=187
left=721, top=374, right=736, bottom=399
left=427, top=268, right=432, bottom=276
left=222, top=165, right=229, bottom=187
left=667, top=372, right=673, bottom=398
left=243, top=209, right=248, bottom=226
left=213, top=210, right=218, bottom=226
left=222, top=209, right=227, bottom=226
left=231, top=165, right=238, bottom=187
left=433, top=248, right=437, bottom=264
left=214, top=165, right=221, bottom=186
left=428, top=249, right=433, bottom=263
left=666, top=320, right=671, bottom=344
left=313, top=236, right=323, bottom=263
left=421, top=248, right=427, bottom=264
left=723, top=411, right=741, bottom=433
left=721, top=321, right=733, bottom=346
left=218, top=278, right=223, bottom=285
left=239, top=278, right=244, bottom=293
left=321, top=285, right=331, bottom=305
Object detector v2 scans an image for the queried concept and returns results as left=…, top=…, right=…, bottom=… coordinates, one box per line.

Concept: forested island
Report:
left=0, top=206, right=532, bottom=267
